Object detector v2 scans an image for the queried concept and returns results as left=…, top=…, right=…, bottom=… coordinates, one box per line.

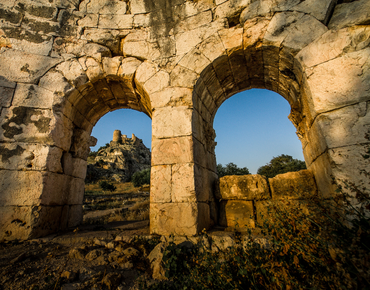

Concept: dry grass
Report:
left=85, top=181, right=140, bottom=195
left=124, top=200, right=150, bottom=221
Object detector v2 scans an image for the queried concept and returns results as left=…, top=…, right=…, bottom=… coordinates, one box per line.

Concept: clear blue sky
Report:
left=90, top=89, right=305, bottom=174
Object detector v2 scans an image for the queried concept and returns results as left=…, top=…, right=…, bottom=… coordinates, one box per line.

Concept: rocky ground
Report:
left=0, top=221, right=156, bottom=290
left=0, top=182, right=155, bottom=290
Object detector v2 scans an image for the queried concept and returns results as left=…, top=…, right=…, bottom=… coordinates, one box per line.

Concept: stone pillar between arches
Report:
left=149, top=106, right=215, bottom=236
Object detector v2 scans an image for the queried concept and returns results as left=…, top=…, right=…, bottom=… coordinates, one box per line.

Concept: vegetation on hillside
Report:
left=217, top=162, right=250, bottom=177
left=257, top=154, right=306, bottom=178
left=99, top=180, right=117, bottom=193
left=132, top=168, right=151, bottom=187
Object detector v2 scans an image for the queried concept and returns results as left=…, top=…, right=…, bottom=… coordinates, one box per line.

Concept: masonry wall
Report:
left=0, top=0, right=369, bottom=240
left=218, top=170, right=318, bottom=230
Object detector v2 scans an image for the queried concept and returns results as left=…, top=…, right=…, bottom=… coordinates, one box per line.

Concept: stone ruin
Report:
left=86, top=130, right=151, bottom=183
left=111, top=130, right=140, bottom=146
left=0, top=0, right=369, bottom=240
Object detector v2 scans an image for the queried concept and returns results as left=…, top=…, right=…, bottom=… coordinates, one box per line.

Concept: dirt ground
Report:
left=0, top=182, right=155, bottom=290
left=0, top=220, right=155, bottom=290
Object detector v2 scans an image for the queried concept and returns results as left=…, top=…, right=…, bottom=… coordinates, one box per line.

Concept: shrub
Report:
left=143, top=146, right=370, bottom=289
left=99, top=181, right=116, bottom=192
left=257, top=154, right=306, bottom=178
left=217, top=162, right=250, bottom=178
left=132, top=168, right=150, bottom=187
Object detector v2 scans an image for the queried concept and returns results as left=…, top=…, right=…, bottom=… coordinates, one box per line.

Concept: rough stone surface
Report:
left=219, top=200, right=255, bottom=229
left=0, top=0, right=368, bottom=239
left=218, top=174, right=270, bottom=200
left=269, top=170, right=318, bottom=200
left=86, top=132, right=151, bottom=183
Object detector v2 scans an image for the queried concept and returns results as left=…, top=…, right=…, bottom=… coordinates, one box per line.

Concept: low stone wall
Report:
left=217, top=170, right=317, bottom=230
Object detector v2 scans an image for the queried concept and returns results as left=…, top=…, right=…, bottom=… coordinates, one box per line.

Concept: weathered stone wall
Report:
left=218, top=170, right=317, bottom=229
left=0, top=0, right=369, bottom=240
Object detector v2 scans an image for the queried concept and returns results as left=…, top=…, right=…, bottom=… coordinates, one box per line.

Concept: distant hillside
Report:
left=86, top=131, right=151, bottom=183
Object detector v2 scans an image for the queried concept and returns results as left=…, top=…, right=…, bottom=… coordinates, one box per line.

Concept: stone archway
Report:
left=0, top=0, right=369, bottom=240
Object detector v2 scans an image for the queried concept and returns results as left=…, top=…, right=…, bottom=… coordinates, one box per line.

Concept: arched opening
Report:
left=213, top=88, right=304, bottom=174
left=83, top=108, right=152, bottom=226
left=51, top=58, right=153, bottom=232
left=191, top=41, right=329, bottom=231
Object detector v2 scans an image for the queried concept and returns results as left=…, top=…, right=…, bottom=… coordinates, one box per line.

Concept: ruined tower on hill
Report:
left=86, top=130, right=151, bottom=183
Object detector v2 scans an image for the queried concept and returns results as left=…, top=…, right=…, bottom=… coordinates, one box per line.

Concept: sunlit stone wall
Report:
left=0, top=0, right=369, bottom=240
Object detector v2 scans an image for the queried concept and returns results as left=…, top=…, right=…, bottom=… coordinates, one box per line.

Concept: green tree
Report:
left=257, top=154, right=306, bottom=179
left=99, top=181, right=116, bottom=193
left=132, top=168, right=150, bottom=187
left=217, top=162, right=250, bottom=178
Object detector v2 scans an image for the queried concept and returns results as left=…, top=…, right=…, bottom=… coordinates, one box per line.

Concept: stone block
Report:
left=315, top=102, right=370, bottom=149
left=0, top=143, right=63, bottom=173
left=102, top=56, right=122, bottom=76
left=135, top=61, right=158, bottom=85
left=328, top=0, right=370, bottom=30
left=68, top=205, right=83, bottom=228
left=218, top=174, right=270, bottom=200
left=150, top=202, right=199, bottom=236
left=68, top=177, right=85, bottom=205
left=0, top=86, right=14, bottom=108
left=302, top=120, right=327, bottom=166
left=297, top=26, right=370, bottom=69
left=219, top=200, right=255, bottom=229
left=218, top=27, right=243, bottom=53
left=173, top=10, right=213, bottom=34
left=328, top=144, right=370, bottom=198
left=98, top=14, right=133, bottom=29
left=307, top=153, right=336, bottom=198
left=194, top=164, right=218, bottom=202
left=0, top=76, right=16, bottom=89
left=0, top=205, right=63, bottom=241
left=269, top=170, right=317, bottom=200
left=39, top=70, right=73, bottom=96
left=72, top=158, right=87, bottom=179
left=0, top=174, right=35, bottom=207
left=171, top=163, right=196, bottom=203
left=150, top=165, right=172, bottom=203
left=263, top=12, right=304, bottom=48
left=198, top=34, right=225, bottom=62
left=118, top=57, right=142, bottom=80
left=12, top=84, right=55, bottom=109
left=152, top=107, right=193, bottom=139
left=134, top=14, right=150, bottom=27
left=150, top=87, right=192, bottom=108
left=305, top=48, right=370, bottom=114
left=292, top=0, right=336, bottom=24
left=143, top=70, right=170, bottom=94
left=130, top=0, right=148, bottom=14
left=0, top=205, right=32, bottom=241
left=151, top=136, right=194, bottom=165
left=78, top=14, right=98, bottom=27
left=69, top=128, right=91, bottom=160
left=282, top=14, right=327, bottom=54
left=197, top=202, right=211, bottom=232
left=62, top=152, right=73, bottom=175
left=0, top=49, right=62, bottom=84
left=175, top=21, right=224, bottom=55
left=83, top=43, right=112, bottom=62
left=243, top=17, right=270, bottom=49
left=178, top=48, right=211, bottom=74
left=56, top=59, right=88, bottom=89
left=169, top=65, right=198, bottom=88
left=41, top=172, right=70, bottom=205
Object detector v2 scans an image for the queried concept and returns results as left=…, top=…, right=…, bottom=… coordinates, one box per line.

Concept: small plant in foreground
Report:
left=143, top=148, right=370, bottom=289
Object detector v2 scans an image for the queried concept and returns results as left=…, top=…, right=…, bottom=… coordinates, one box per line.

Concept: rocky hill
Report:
left=86, top=131, right=151, bottom=183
